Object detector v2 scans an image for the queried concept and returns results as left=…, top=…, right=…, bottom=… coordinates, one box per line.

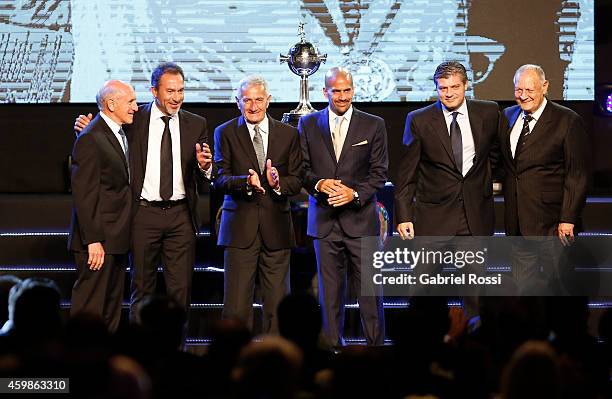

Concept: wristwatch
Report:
left=352, top=190, right=359, bottom=201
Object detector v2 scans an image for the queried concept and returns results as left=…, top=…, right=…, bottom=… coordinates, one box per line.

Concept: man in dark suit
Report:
left=214, top=75, right=302, bottom=333
left=75, top=62, right=213, bottom=320
left=298, top=66, right=388, bottom=347
left=69, top=80, right=138, bottom=332
left=501, top=64, right=588, bottom=290
left=394, top=61, right=501, bottom=239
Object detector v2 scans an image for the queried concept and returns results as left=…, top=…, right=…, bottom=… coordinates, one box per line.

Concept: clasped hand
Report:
left=318, top=179, right=355, bottom=207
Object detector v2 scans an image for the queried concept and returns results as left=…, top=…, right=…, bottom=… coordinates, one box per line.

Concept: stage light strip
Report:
left=391, top=232, right=612, bottom=237
left=4, top=231, right=612, bottom=238
left=492, top=197, right=612, bottom=204
left=6, top=264, right=612, bottom=274
left=185, top=338, right=213, bottom=345
left=587, top=302, right=612, bottom=309
left=0, top=265, right=224, bottom=272
left=58, top=301, right=470, bottom=310
left=0, top=265, right=76, bottom=272
left=0, top=232, right=69, bottom=237
left=0, top=230, right=211, bottom=237
left=57, top=300, right=612, bottom=311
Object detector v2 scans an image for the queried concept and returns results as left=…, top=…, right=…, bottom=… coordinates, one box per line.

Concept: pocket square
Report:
left=352, top=140, right=368, bottom=146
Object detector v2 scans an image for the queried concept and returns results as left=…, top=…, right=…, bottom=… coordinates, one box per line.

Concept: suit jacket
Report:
left=68, top=114, right=132, bottom=254
left=501, top=101, right=588, bottom=236
left=127, top=102, right=210, bottom=232
left=394, top=100, right=501, bottom=236
left=214, top=115, right=302, bottom=249
left=298, top=107, right=388, bottom=239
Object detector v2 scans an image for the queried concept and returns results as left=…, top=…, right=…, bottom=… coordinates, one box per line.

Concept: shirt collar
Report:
left=246, top=115, right=269, bottom=135
left=441, top=100, right=468, bottom=119
left=525, top=97, right=547, bottom=122
left=328, top=105, right=354, bottom=124
left=99, top=111, right=122, bottom=134
left=151, top=101, right=178, bottom=122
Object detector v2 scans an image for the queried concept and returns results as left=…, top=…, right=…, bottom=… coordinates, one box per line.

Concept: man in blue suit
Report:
left=298, top=67, right=388, bottom=347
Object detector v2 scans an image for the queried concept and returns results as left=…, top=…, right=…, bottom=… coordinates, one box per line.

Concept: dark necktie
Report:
left=118, top=128, right=130, bottom=182
left=450, top=111, right=463, bottom=174
left=514, top=113, right=533, bottom=161
left=160, top=116, right=173, bottom=201
left=253, top=125, right=266, bottom=174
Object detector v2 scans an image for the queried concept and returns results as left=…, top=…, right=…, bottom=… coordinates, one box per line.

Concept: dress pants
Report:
left=510, top=235, right=562, bottom=295
left=222, top=231, right=290, bottom=334
left=130, top=202, right=196, bottom=321
left=71, top=252, right=127, bottom=333
left=314, top=221, right=385, bottom=347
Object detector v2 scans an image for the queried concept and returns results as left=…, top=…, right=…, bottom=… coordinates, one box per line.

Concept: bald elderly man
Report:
left=68, top=80, right=137, bottom=332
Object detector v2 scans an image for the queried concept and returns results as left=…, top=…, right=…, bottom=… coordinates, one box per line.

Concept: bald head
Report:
left=96, top=80, right=130, bottom=110
left=96, top=80, right=138, bottom=125
left=323, top=66, right=354, bottom=116
left=324, top=67, right=353, bottom=90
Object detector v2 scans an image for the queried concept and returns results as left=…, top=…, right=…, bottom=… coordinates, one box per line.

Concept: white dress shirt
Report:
left=510, top=98, right=547, bottom=158
left=442, top=100, right=475, bottom=176
left=328, top=105, right=354, bottom=159
left=140, top=102, right=186, bottom=201
left=99, top=111, right=127, bottom=154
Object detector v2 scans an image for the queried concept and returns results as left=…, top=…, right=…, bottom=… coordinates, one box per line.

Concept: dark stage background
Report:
left=0, top=100, right=603, bottom=194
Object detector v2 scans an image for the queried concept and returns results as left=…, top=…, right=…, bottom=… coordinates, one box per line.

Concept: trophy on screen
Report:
left=279, top=22, right=327, bottom=125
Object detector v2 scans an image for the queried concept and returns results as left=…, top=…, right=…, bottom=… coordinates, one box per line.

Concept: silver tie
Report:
left=253, top=125, right=266, bottom=174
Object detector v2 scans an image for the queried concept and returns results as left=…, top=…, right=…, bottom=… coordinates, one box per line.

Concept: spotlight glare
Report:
left=596, top=84, right=612, bottom=116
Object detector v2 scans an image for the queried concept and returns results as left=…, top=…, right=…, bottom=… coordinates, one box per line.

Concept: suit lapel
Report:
left=236, top=116, right=260, bottom=172
left=98, top=115, right=130, bottom=178
left=266, top=116, right=279, bottom=163
left=138, top=102, right=153, bottom=177
left=522, top=101, right=552, bottom=150
left=430, top=101, right=456, bottom=169
left=504, top=106, right=522, bottom=172
left=464, top=100, right=483, bottom=177
left=317, top=108, right=337, bottom=164
left=179, top=109, right=192, bottom=180
left=337, top=108, right=361, bottom=165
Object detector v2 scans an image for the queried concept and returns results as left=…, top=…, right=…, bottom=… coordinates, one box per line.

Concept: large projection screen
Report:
left=0, top=0, right=594, bottom=103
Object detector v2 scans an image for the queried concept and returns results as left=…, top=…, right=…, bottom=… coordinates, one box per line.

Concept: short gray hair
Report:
left=514, top=64, right=546, bottom=85
left=235, top=75, right=269, bottom=100
left=95, top=80, right=123, bottom=111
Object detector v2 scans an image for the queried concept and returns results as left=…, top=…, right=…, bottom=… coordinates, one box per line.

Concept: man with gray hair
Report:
left=501, top=64, right=588, bottom=292
left=214, top=75, right=302, bottom=333
left=69, top=80, right=137, bottom=332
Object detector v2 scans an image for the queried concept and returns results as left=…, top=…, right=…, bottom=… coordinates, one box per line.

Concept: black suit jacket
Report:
left=501, top=101, right=588, bottom=236
left=214, top=116, right=302, bottom=249
left=127, top=102, right=210, bottom=232
left=394, top=100, right=501, bottom=236
left=298, top=107, right=388, bottom=239
left=68, top=114, right=132, bottom=254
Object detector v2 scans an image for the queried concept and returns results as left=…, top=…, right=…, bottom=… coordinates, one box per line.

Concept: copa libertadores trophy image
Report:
left=279, top=22, right=327, bottom=126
